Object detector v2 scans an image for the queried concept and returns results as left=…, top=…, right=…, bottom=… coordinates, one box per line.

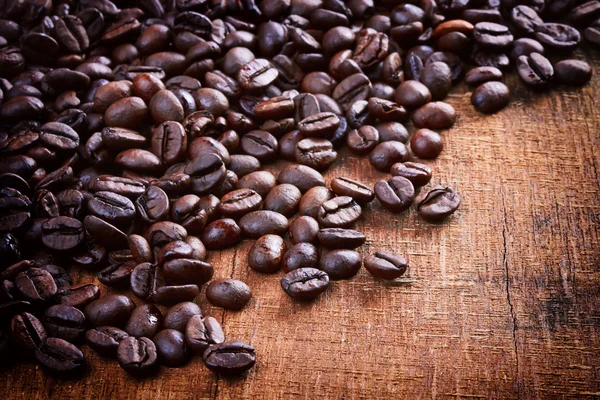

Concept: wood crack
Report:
left=501, top=187, right=521, bottom=396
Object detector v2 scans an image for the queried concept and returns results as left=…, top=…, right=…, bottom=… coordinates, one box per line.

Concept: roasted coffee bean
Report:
left=163, top=302, right=201, bottom=332
left=185, top=315, right=225, bottom=354
left=11, top=312, right=47, bottom=351
left=472, top=50, right=510, bottom=70
left=364, top=251, right=408, bottom=280
left=299, top=186, right=334, bottom=218
left=240, top=130, right=278, bottom=162
left=152, top=121, right=187, bottom=165
left=317, top=228, right=366, bottom=249
left=201, top=219, right=241, bottom=250
left=117, top=336, right=159, bottom=376
left=84, top=294, right=135, bottom=328
left=295, top=138, right=337, bottom=171
left=510, top=38, right=545, bottom=61
left=511, top=5, right=543, bottom=35
left=56, top=284, right=100, bottom=309
left=280, top=267, right=329, bottom=300
left=43, top=305, right=86, bottom=342
left=319, top=249, right=361, bottom=280
left=410, top=129, right=444, bottom=159
left=163, top=258, right=213, bottom=286
left=115, top=149, right=162, bottom=172
left=206, top=279, right=251, bottom=311
left=218, top=188, right=263, bottom=219
left=40, top=216, right=84, bottom=251
left=473, top=22, right=513, bottom=49
left=330, top=177, right=374, bottom=204
left=415, top=185, right=461, bottom=221
left=130, top=262, right=162, bottom=301
left=154, top=329, right=190, bottom=367
left=585, top=19, right=600, bottom=46
left=185, top=154, right=227, bottom=195
left=332, top=73, right=372, bottom=111
left=412, top=102, right=456, bottom=129
left=369, top=141, right=410, bottom=172
left=88, top=191, right=136, bottom=224
left=38, top=122, right=79, bottom=152
left=517, top=53, right=553, bottom=90
left=465, top=66, right=503, bottom=87
left=391, top=162, right=432, bottom=187
left=374, top=176, right=416, bottom=213
left=236, top=170, right=277, bottom=197
left=136, top=186, right=169, bottom=223
left=84, top=215, right=129, bottom=250
left=534, top=23, right=580, bottom=52
left=156, top=240, right=193, bottom=265
left=35, top=337, right=84, bottom=372
left=420, top=62, right=452, bottom=101
left=347, top=125, right=379, bottom=155
left=229, top=155, right=261, bottom=178
left=317, top=196, right=362, bottom=228
left=367, top=98, right=407, bottom=122
left=554, top=60, right=593, bottom=86
left=239, top=210, right=289, bottom=238
left=277, top=164, right=325, bottom=193
left=298, top=112, right=341, bottom=138
left=152, top=284, right=199, bottom=306
left=248, top=234, right=286, bottom=273
left=288, top=216, right=320, bottom=245
left=98, top=262, right=136, bottom=289
left=104, top=97, right=149, bottom=129
left=471, top=82, right=510, bottom=114
left=91, top=175, right=145, bottom=198
left=263, top=184, right=302, bottom=217
left=238, top=59, right=279, bottom=91
left=125, top=304, right=163, bottom=339
left=203, top=341, right=256, bottom=375
left=85, top=326, right=129, bottom=358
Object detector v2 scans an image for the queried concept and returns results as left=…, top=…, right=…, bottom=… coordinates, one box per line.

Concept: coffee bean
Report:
left=511, top=5, right=543, bottom=35
left=239, top=210, right=288, bottom=238
left=295, top=137, right=337, bottom=171
left=104, top=97, right=149, bottom=129
left=185, top=154, right=227, bottom=195
left=471, top=82, right=510, bottom=114
left=391, top=162, right=432, bottom=187
left=43, top=304, right=86, bottom=342
left=330, top=177, right=374, bottom=204
left=206, top=279, right=252, bottom=311
left=83, top=215, right=129, bottom=250
left=218, top=188, right=263, bottom=219
left=517, top=53, right=553, bottom=90
left=15, top=267, right=57, bottom=303
left=185, top=315, right=225, bottom=354
left=125, top=304, right=163, bottom=339
left=415, top=185, right=461, bottom=221
left=98, top=262, right=136, bottom=289
left=412, top=102, right=456, bottom=130
left=298, top=112, right=340, bottom=137
left=248, top=234, right=286, bottom=273
left=163, top=258, right=213, bottom=286
left=318, top=196, right=362, bottom=228
left=288, top=216, right=320, bottom=245
left=277, top=164, right=325, bottom=193
left=280, top=267, right=330, bottom=300
left=84, top=294, right=135, bottom=328
left=91, top=175, right=146, bottom=198
left=163, top=302, right=201, bottom=332
left=347, top=125, right=379, bottom=155
left=473, top=22, right=513, bottom=49
left=11, top=312, right=47, bottom=351
left=238, top=58, right=279, bottom=91
left=56, top=284, right=100, bottom=309
left=332, top=73, right=372, bottom=111
left=35, top=337, right=84, bottom=372
left=117, top=336, right=159, bottom=376
left=554, top=60, right=593, bottom=86
left=369, top=141, right=410, bottom=172
left=85, top=326, right=129, bottom=358
left=534, top=23, right=580, bottom=52
left=229, top=155, right=261, bottom=178
left=374, top=176, right=415, bottom=213
left=88, top=191, right=136, bottom=224
left=410, top=129, right=444, bottom=159
left=510, top=38, right=545, bottom=61
left=240, top=130, right=278, bottom=162
left=237, top=170, right=277, bottom=197
left=154, top=329, right=190, bottom=367
left=201, top=218, right=241, bottom=249
left=203, top=341, right=256, bottom=375
left=151, top=121, right=187, bottom=165
left=263, top=184, right=302, bottom=217
left=364, top=251, right=407, bottom=279
left=465, top=66, right=503, bottom=87
left=317, top=228, right=366, bottom=249
left=39, top=122, right=79, bottom=152
left=299, top=186, right=335, bottom=218
left=319, top=249, right=362, bottom=280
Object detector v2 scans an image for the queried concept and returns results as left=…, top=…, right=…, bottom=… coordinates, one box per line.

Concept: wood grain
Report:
left=2, top=54, right=600, bottom=399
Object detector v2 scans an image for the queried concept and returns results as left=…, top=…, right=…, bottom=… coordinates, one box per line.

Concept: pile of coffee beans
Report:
left=0, top=0, right=594, bottom=379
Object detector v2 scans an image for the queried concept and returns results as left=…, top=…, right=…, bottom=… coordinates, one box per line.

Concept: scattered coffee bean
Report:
left=364, top=251, right=408, bottom=280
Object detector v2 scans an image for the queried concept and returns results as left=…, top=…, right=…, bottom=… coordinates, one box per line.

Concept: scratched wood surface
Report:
left=2, top=52, right=600, bottom=399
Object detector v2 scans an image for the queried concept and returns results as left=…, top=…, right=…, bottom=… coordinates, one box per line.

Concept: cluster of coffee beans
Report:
left=0, top=0, right=595, bottom=380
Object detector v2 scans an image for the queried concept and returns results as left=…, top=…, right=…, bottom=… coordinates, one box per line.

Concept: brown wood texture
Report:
left=2, top=57, right=600, bottom=399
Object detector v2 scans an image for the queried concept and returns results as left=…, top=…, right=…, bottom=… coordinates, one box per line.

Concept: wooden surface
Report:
left=3, top=54, right=600, bottom=399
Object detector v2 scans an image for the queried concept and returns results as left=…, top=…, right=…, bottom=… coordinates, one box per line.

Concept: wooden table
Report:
left=3, top=54, right=600, bottom=399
